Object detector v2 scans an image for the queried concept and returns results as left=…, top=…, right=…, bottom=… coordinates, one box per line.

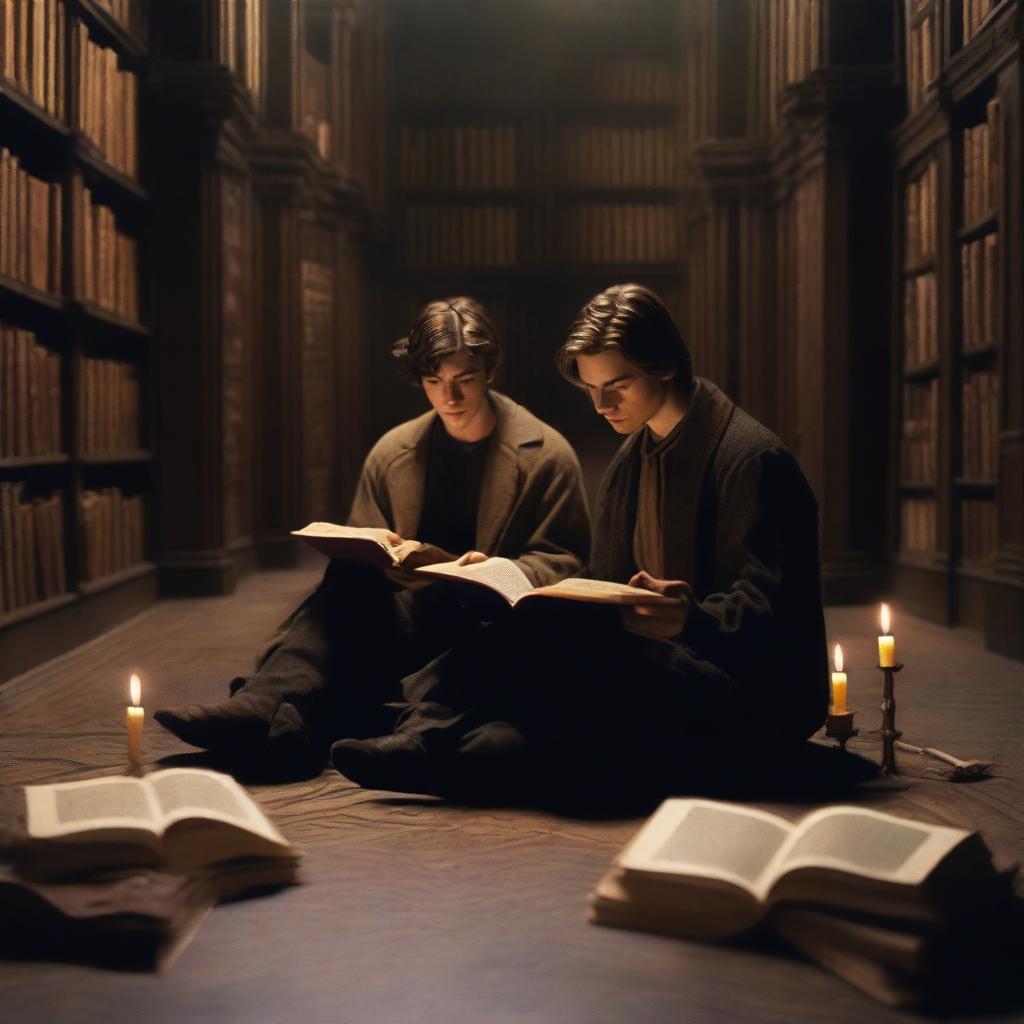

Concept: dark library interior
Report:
left=1, top=1, right=1022, bottom=1021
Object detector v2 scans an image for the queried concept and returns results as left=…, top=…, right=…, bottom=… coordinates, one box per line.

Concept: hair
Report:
left=556, top=283, right=693, bottom=394
left=392, top=297, right=502, bottom=383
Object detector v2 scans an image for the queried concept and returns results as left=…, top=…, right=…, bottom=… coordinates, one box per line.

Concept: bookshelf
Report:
left=0, top=0, right=153, bottom=679
left=892, top=0, right=1022, bottom=656
left=384, top=1, right=686, bottom=437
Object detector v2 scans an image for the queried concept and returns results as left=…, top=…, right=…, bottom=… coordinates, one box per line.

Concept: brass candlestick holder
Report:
left=876, top=661, right=903, bottom=775
left=825, top=710, right=858, bottom=753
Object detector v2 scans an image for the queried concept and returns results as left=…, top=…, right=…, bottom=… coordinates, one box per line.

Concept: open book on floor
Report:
left=291, top=522, right=450, bottom=571
left=414, top=557, right=679, bottom=608
left=20, top=768, right=301, bottom=884
left=590, top=799, right=1005, bottom=942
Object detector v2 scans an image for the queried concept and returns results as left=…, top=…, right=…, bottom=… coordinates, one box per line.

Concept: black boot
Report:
left=329, top=732, right=444, bottom=795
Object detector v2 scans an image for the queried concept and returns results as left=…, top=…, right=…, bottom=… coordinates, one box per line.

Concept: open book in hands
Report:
left=22, top=768, right=301, bottom=884
left=414, top=556, right=681, bottom=608
left=591, top=799, right=1003, bottom=942
left=290, top=522, right=452, bottom=572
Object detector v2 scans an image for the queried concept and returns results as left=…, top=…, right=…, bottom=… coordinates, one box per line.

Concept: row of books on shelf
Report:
left=397, top=55, right=677, bottom=106
left=75, top=22, right=139, bottom=179
left=405, top=205, right=518, bottom=267
left=219, top=0, right=262, bottom=101
left=0, top=0, right=66, bottom=120
left=0, top=484, right=65, bottom=615
left=961, top=234, right=999, bottom=349
left=299, top=50, right=331, bottom=163
left=1, top=326, right=60, bottom=459
left=571, top=56, right=678, bottom=105
left=76, top=183, right=139, bottom=320
left=902, top=273, right=938, bottom=369
left=963, top=102, right=1000, bottom=225
left=399, top=125, right=517, bottom=190
left=80, top=486, right=144, bottom=582
left=0, top=149, right=61, bottom=293
left=901, top=497, right=937, bottom=554
left=78, top=356, right=141, bottom=455
left=962, top=369, right=999, bottom=481
left=562, top=203, right=678, bottom=263
left=768, top=0, right=821, bottom=91
left=559, top=126, right=681, bottom=188
left=960, top=498, right=997, bottom=561
left=901, top=379, right=938, bottom=486
left=906, top=10, right=936, bottom=114
left=904, top=161, right=938, bottom=267
left=963, top=0, right=999, bottom=45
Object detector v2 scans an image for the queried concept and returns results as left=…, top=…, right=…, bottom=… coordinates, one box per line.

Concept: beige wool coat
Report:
left=348, top=391, right=591, bottom=587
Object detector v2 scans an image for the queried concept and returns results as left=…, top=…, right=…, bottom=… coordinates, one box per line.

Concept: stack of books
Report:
left=1, top=768, right=301, bottom=971
left=591, top=799, right=1016, bottom=1009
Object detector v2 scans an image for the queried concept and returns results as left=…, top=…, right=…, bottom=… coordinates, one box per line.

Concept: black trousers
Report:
left=231, top=560, right=507, bottom=754
left=391, top=600, right=760, bottom=796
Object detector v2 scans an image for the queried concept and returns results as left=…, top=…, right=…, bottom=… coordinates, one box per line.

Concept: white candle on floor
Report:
left=127, top=673, right=144, bottom=770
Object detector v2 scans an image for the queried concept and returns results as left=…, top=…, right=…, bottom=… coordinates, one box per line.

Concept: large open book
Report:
left=291, top=522, right=450, bottom=571
left=414, top=557, right=679, bottom=607
left=591, top=799, right=1002, bottom=942
left=22, top=768, right=301, bottom=882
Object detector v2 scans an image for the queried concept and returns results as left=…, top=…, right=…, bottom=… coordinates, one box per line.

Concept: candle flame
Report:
left=130, top=674, right=141, bottom=707
left=880, top=603, right=891, bottom=635
left=833, top=644, right=844, bottom=673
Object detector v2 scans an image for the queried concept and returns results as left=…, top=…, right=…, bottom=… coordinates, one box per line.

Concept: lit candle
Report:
left=878, top=603, right=895, bottom=667
left=127, top=673, right=144, bottom=770
left=831, top=643, right=848, bottom=715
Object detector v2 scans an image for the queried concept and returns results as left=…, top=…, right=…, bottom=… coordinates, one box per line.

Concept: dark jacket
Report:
left=348, top=391, right=591, bottom=587
left=589, top=378, right=828, bottom=741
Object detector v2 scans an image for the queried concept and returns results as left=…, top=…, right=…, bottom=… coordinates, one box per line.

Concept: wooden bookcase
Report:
left=892, top=0, right=1022, bottom=656
left=381, top=1, right=686, bottom=442
left=0, top=0, right=155, bottom=681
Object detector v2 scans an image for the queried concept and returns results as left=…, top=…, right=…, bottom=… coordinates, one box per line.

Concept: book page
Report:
left=618, top=799, right=793, bottom=895
left=149, top=769, right=287, bottom=846
left=528, top=577, right=679, bottom=606
left=25, top=776, right=162, bottom=839
left=764, top=806, right=970, bottom=892
left=290, top=522, right=399, bottom=567
left=415, top=556, right=534, bottom=605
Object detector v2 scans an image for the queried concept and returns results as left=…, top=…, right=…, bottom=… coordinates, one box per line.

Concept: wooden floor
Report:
left=1, top=561, right=1022, bottom=1024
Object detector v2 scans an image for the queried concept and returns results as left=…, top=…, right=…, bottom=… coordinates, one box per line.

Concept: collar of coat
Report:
left=591, top=376, right=736, bottom=584
left=382, top=391, right=544, bottom=551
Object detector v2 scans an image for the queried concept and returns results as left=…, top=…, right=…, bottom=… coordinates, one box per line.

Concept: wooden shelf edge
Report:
left=898, top=481, right=937, bottom=493
left=0, top=80, right=70, bottom=139
left=78, top=562, right=156, bottom=597
left=0, top=592, right=77, bottom=631
left=901, top=258, right=937, bottom=278
left=76, top=141, right=148, bottom=203
left=70, top=301, right=150, bottom=338
left=72, top=0, right=147, bottom=61
left=0, top=275, right=64, bottom=313
left=0, top=454, right=70, bottom=469
left=962, top=340, right=999, bottom=360
left=902, top=359, right=940, bottom=380
left=958, top=211, right=998, bottom=242
left=953, top=477, right=997, bottom=492
left=79, top=451, right=154, bottom=466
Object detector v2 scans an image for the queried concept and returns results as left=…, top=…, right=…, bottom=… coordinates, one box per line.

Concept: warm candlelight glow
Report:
left=878, top=604, right=896, bottom=667
left=830, top=643, right=848, bottom=714
left=127, top=673, right=144, bottom=771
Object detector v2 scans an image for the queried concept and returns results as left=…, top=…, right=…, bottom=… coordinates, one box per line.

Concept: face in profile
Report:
left=420, top=350, right=495, bottom=441
left=575, top=349, right=675, bottom=435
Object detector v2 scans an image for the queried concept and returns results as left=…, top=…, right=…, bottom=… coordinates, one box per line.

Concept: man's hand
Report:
left=621, top=570, right=691, bottom=640
left=456, top=550, right=489, bottom=566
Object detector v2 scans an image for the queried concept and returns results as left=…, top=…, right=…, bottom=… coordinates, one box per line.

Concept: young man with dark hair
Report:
left=155, top=297, right=591, bottom=776
left=330, top=283, right=829, bottom=799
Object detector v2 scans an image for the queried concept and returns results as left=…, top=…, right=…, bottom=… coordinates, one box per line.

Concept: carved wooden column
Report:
left=148, top=47, right=259, bottom=595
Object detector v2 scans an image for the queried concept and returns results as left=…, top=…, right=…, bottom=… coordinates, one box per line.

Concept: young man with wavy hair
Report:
left=155, top=297, right=590, bottom=776
left=331, top=284, right=828, bottom=800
